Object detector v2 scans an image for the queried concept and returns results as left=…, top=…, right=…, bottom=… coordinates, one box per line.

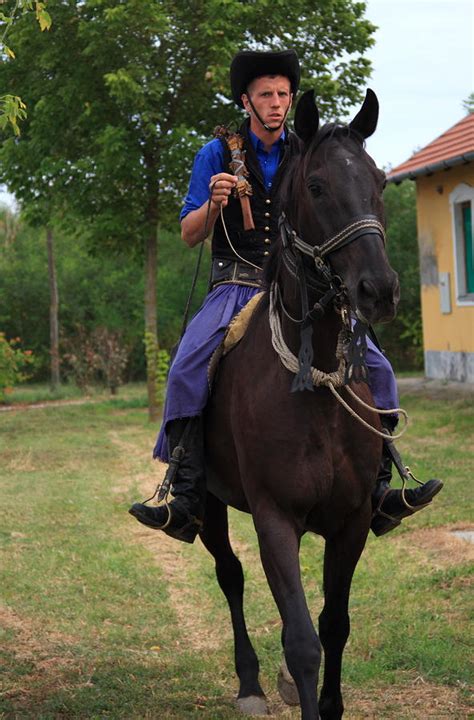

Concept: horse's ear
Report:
left=349, top=89, right=379, bottom=139
left=294, top=89, right=320, bottom=145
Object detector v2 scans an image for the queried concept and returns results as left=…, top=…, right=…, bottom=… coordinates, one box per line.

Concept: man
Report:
left=129, top=50, right=442, bottom=543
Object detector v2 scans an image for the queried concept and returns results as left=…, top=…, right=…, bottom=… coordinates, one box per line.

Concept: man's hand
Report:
left=209, top=173, right=238, bottom=208
left=181, top=173, right=238, bottom=247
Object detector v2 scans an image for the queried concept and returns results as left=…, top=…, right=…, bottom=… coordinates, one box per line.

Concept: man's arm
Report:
left=181, top=172, right=238, bottom=248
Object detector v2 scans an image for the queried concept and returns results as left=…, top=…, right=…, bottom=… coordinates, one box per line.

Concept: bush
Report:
left=92, top=327, right=129, bottom=394
left=0, top=333, right=34, bottom=402
left=62, top=326, right=129, bottom=393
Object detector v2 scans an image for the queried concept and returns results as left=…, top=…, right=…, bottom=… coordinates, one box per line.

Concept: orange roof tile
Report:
left=388, top=113, right=474, bottom=183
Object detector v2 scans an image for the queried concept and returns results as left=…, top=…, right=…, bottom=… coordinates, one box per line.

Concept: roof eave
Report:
left=388, top=152, right=474, bottom=184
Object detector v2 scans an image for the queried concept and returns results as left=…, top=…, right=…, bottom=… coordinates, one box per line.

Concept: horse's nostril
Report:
left=359, top=279, right=377, bottom=300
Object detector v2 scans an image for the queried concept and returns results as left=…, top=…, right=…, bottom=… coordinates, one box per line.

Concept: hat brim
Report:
left=230, top=50, right=300, bottom=107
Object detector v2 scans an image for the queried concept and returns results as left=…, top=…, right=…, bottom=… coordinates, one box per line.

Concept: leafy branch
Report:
left=0, top=0, right=51, bottom=134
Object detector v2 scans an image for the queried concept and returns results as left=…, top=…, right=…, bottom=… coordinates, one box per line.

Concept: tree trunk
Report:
left=46, top=226, right=60, bottom=391
left=144, top=218, right=159, bottom=422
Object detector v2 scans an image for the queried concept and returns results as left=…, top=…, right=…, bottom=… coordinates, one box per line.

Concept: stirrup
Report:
left=129, top=500, right=203, bottom=544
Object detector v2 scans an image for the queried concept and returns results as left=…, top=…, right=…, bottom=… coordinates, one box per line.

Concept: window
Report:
left=450, top=183, right=474, bottom=304
left=461, top=201, right=474, bottom=293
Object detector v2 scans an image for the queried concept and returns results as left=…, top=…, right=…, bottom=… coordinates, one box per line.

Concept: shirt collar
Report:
left=249, top=128, right=286, bottom=154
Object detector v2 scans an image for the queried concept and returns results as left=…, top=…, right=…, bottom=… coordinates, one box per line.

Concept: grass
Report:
left=2, top=381, right=148, bottom=407
left=0, top=384, right=472, bottom=718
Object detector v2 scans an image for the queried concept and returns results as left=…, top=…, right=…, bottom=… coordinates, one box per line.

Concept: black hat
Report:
left=230, top=50, right=300, bottom=108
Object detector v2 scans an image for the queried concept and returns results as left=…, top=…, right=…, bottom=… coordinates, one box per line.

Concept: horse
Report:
left=201, top=88, right=399, bottom=720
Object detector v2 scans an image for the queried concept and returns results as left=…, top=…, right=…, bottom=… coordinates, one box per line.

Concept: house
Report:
left=388, top=113, right=474, bottom=382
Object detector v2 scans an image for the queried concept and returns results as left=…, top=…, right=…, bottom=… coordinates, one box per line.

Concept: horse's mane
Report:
left=263, top=122, right=365, bottom=289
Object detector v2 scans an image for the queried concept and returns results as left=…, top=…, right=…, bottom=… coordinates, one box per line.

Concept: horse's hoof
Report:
left=236, top=695, right=269, bottom=715
left=277, top=657, right=300, bottom=706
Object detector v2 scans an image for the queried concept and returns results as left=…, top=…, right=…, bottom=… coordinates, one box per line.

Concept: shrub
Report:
left=0, top=333, right=34, bottom=402
left=62, top=326, right=99, bottom=390
left=91, top=327, right=129, bottom=394
left=62, top=326, right=129, bottom=393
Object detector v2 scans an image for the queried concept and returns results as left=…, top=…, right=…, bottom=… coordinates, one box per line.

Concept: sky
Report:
left=362, top=0, right=473, bottom=170
left=1, top=0, right=473, bottom=206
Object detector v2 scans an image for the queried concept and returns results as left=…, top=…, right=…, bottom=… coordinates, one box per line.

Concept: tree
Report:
left=462, top=91, right=474, bottom=114
left=0, top=0, right=376, bottom=419
left=45, top=226, right=59, bottom=389
left=0, top=0, right=51, bottom=135
left=0, top=215, right=209, bottom=382
left=376, top=181, right=422, bottom=370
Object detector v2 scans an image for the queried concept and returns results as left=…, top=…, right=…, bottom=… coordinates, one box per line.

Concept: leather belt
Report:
left=210, top=258, right=263, bottom=289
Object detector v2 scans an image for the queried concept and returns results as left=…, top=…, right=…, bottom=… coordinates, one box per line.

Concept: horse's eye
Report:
left=308, top=182, right=323, bottom=198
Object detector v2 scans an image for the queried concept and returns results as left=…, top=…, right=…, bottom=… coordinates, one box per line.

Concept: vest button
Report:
left=265, top=198, right=271, bottom=204
left=264, top=226, right=270, bottom=232
left=264, top=251, right=270, bottom=256
left=264, top=238, right=271, bottom=244
left=264, top=212, right=270, bottom=218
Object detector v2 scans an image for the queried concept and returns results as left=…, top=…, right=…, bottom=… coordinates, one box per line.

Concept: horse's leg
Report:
left=277, top=626, right=300, bottom=706
left=255, top=510, right=321, bottom=720
left=200, top=492, right=267, bottom=716
left=318, top=502, right=371, bottom=720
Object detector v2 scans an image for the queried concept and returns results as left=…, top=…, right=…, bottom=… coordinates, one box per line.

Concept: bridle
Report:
left=280, top=211, right=386, bottom=276
left=268, top=206, right=408, bottom=440
left=272, top=209, right=386, bottom=393
left=287, top=213, right=385, bottom=256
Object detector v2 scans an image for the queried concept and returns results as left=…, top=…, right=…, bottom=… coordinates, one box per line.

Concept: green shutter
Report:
left=462, top=203, right=474, bottom=294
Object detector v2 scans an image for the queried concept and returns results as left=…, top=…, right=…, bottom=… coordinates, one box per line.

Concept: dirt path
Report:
left=2, top=376, right=472, bottom=414
left=0, top=397, right=95, bottom=412
left=397, top=377, right=474, bottom=399
left=111, top=434, right=231, bottom=655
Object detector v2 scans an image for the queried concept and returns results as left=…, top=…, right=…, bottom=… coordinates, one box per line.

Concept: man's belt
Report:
left=210, top=258, right=263, bottom=289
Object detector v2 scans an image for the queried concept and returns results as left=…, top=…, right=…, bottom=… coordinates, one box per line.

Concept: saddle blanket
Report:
left=207, top=291, right=264, bottom=387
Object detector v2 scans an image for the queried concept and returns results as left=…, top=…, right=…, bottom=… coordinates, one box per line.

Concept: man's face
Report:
left=242, top=75, right=292, bottom=132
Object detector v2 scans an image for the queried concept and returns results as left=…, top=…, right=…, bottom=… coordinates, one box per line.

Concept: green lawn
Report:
left=3, top=381, right=148, bottom=406
left=0, top=386, right=472, bottom=718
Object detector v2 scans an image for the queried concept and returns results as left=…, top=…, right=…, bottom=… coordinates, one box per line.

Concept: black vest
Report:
left=212, top=119, right=299, bottom=265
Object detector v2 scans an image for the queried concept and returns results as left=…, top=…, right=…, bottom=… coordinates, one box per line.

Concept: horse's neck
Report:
left=279, top=273, right=342, bottom=373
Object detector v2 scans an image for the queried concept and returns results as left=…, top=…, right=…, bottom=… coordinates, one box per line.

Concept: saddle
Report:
left=208, top=292, right=264, bottom=389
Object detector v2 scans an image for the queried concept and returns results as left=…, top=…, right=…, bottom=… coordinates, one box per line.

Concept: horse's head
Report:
left=285, top=89, right=399, bottom=324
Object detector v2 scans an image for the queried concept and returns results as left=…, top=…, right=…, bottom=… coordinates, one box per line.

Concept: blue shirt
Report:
left=180, top=129, right=286, bottom=220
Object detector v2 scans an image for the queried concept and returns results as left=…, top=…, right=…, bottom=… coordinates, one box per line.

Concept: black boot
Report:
left=371, top=420, right=443, bottom=537
left=129, top=417, right=205, bottom=544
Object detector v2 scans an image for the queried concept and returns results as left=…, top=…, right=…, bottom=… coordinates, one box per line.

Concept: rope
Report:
left=220, top=205, right=263, bottom=271
left=268, top=282, right=408, bottom=440
left=178, top=185, right=216, bottom=340
left=269, top=283, right=346, bottom=387
left=329, top=385, right=408, bottom=440
left=229, top=150, right=245, bottom=176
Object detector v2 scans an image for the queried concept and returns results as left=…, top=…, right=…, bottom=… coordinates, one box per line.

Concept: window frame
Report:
left=449, top=183, right=474, bottom=306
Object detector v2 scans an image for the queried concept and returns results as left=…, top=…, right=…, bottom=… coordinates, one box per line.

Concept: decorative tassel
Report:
left=344, top=319, right=369, bottom=384
left=291, top=321, right=314, bottom=392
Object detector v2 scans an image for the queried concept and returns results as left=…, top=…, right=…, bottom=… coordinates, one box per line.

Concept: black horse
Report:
left=201, top=89, right=400, bottom=720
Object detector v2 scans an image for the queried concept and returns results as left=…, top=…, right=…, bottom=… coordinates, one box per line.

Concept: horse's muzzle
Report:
left=355, top=272, right=400, bottom=324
